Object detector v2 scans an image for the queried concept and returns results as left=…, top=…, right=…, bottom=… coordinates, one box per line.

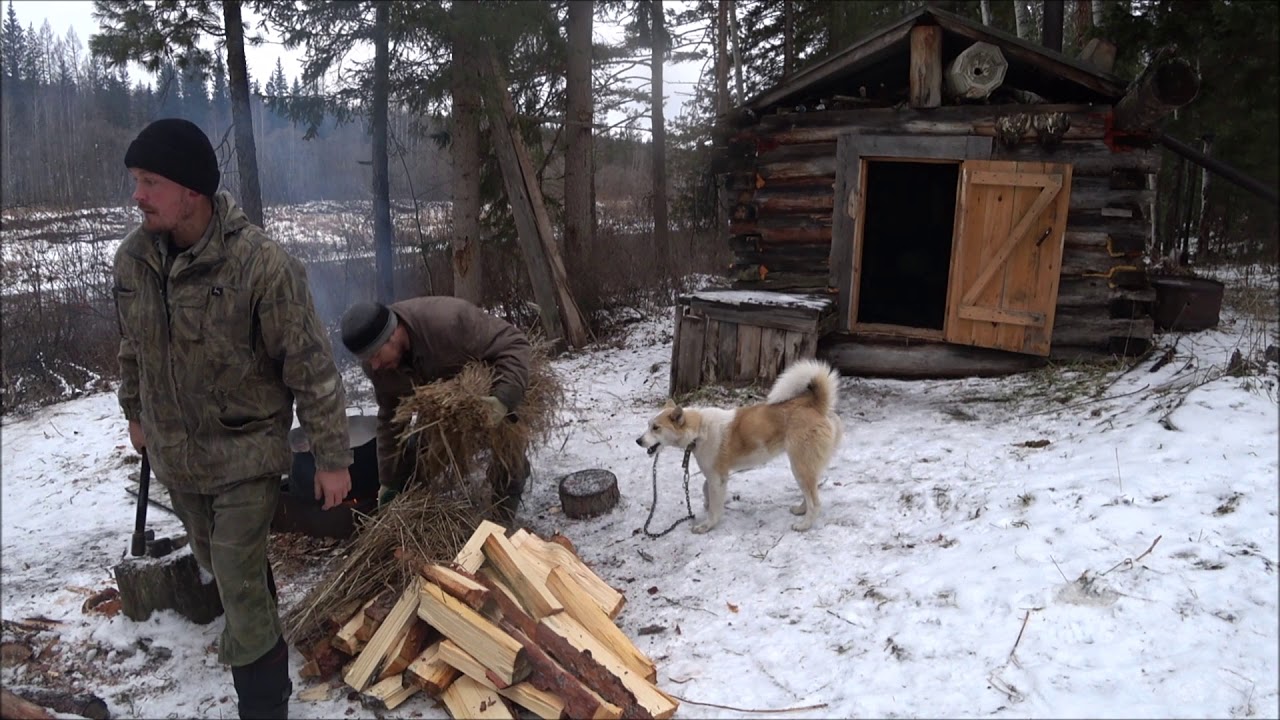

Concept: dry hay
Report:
left=281, top=482, right=481, bottom=649
left=391, top=341, right=564, bottom=502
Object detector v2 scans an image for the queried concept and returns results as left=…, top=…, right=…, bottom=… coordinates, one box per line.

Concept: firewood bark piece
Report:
left=417, top=581, right=530, bottom=687
left=441, top=674, right=516, bottom=720
left=0, top=689, right=56, bottom=720
left=3, top=686, right=109, bottom=720
left=405, top=640, right=460, bottom=696
left=545, top=566, right=657, bottom=683
left=377, top=619, right=435, bottom=682
left=538, top=613, right=678, bottom=719
left=455, top=520, right=508, bottom=573
left=423, top=564, right=491, bottom=608
left=332, top=596, right=379, bottom=655
left=362, top=673, right=419, bottom=710
left=510, top=529, right=625, bottom=619
left=357, top=587, right=400, bottom=642
left=481, top=532, right=564, bottom=619
left=345, top=578, right=422, bottom=692
left=439, top=639, right=569, bottom=720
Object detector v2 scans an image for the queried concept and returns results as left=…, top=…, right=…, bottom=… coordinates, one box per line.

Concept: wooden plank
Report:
left=481, top=532, right=564, bottom=620
left=780, top=329, right=807, bottom=366
left=734, top=324, right=763, bottom=380
left=716, top=322, right=739, bottom=382
left=690, top=303, right=820, bottom=334
left=455, top=520, right=507, bottom=574
left=362, top=674, right=419, bottom=710
left=345, top=578, right=423, bottom=693
left=439, top=639, right=568, bottom=720
left=538, top=613, right=679, bottom=720
left=668, top=305, right=684, bottom=397
left=700, top=319, right=721, bottom=384
left=673, top=308, right=705, bottom=396
left=332, top=596, right=378, bottom=656
left=909, top=25, right=942, bottom=108
left=441, top=674, right=516, bottom=720
left=545, top=566, right=658, bottom=683
left=757, top=327, right=788, bottom=381
left=508, top=530, right=626, bottom=620
left=405, top=640, right=460, bottom=696
left=416, top=580, right=529, bottom=687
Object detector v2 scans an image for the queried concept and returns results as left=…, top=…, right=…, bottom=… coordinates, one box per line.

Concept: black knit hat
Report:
left=124, top=118, right=220, bottom=197
left=341, top=301, right=399, bottom=361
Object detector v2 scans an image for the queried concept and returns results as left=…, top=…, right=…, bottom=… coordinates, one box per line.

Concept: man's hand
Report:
left=128, top=419, right=146, bottom=451
left=480, top=396, right=508, bottom=427
left=314, top=468, right=352, bottom=510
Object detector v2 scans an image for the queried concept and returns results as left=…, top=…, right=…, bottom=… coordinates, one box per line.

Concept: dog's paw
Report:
left=790, top=502, right=807, bottom=516
left=791, top=517, right=814, bottom=532
left=691, top=521, right=713, bottom=534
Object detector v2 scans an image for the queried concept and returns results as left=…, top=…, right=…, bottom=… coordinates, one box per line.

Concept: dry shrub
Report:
left=281, top=485, right=481, bottom=649
left=392, top=341, right=564, bottom=501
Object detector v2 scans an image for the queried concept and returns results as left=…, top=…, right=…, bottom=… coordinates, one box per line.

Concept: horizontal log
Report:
left=993, top=140, right=1161, bottom=176
left=1066, top=209, right=1151, bottom=233
left=732, top=251, right=831, bottom=274
left=1060, top=244, right=1144, bottom=276
left=731, top=272, right=830, bottom=293
left=728, top=223, right=832, bottom=244
left=751, top=108, right=1108, bottom=146
left=817, top=334, right=1042, bottom=378
left=1063, top=231, right=1146, bottom=256
left=1056, top=276, right=1156, bottom=310
left=1068, top=176, right=1156, bottom=212
left=1113, top=53, right=1200, bottom=133
left=1052, top=309, right=1154, bottom=347
left=751, top=188, right=835, bottom=215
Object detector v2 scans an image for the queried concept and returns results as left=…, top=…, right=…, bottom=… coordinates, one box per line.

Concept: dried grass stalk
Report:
left=281, top=482, right=481, bottom=649
left=392, top=341, right=564, bottom=497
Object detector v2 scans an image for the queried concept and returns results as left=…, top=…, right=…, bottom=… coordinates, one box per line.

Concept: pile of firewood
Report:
left=297, top=520, right=678, bottom=719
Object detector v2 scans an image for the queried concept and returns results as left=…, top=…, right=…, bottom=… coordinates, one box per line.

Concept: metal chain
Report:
left=642, top=445, right=696, bottom=538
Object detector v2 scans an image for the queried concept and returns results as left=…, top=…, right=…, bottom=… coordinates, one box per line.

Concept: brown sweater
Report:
left=363, top=296, right=531, bottom=490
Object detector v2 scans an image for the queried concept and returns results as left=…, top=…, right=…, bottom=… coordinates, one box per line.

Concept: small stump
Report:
left=113, top=547, right=223, bottom=625
left=558, top=469, right=620, bottom=519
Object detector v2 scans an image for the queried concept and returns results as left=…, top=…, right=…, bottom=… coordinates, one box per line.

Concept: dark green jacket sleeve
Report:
left=254, top=246, right=352, bottom=472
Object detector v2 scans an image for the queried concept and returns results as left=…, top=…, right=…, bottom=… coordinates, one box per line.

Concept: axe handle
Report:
left=130, top=451, right=151, bottom=557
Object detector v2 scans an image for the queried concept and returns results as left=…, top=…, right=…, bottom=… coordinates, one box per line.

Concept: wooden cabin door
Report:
left=943, top=160, right=1072, bottom=356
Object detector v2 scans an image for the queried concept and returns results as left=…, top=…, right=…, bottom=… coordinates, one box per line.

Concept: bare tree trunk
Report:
left=222, top=0, right=264, bottom=228
left=715, top=0, right=729, bottom=115
left=1014, top=0, right=1032, bottom=41
left=449, top=9, right=483, bottom=304
left=1075, top=0, right=1092, bottom=46
left=650, top=0, right=672, bottom=265
left=980, top=0, right=993, bottom=26
left=1043, top=0, right=1063, bottom=52
left=1198, top=133, right=1213, bottom=255
left=783, top=0, right=794, bottom=78
left=371, top=2, right=394, bottom=303
left=1092, top=0, right=1104, bottom=28
left=564, top=0, right=594, bottom=270
left=728, top=1, right=745, bottom=105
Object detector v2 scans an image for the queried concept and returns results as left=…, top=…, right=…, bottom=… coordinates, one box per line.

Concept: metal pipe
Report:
left=1156, top=132, right=1279, bottom=207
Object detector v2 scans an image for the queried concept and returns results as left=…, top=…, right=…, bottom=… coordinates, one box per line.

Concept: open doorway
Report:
left=856, top=160, right=960, bottom=331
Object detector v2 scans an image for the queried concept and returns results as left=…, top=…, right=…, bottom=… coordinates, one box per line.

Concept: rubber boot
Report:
left=231, top=636, right=291, bottom=719
left=490, top=453, right=530, bottom=524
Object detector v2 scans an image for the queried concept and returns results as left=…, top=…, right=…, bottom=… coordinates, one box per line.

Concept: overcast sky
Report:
left=10, top=0, right=707, bottom=126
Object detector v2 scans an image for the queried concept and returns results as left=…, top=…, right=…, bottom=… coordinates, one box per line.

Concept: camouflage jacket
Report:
left=363, top=296, right=531, bottom=490
left=113, top=192, right=352, bottom=493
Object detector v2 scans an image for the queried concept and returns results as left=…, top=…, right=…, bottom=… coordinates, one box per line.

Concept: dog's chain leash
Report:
left=642, top=444, right=696, bottom=538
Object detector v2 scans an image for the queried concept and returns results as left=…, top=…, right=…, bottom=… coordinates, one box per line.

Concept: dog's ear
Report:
left=670, top=406, right=684, bottom=425
left=662, top=398, right=676, bottom=410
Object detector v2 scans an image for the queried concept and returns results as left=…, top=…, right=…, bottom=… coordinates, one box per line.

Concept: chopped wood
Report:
left=344, top=578, right=422, bottom=693
left=422, top=564, right=491, bottom=608
left=331, top=596, right=379, bottom=656
left=498, top=681, right=568, bottom=720
left=417, top=580, right=530, bottom=687
left=441, top=674, right=516, bottom=720
left=362, top=673, right=419, bottom=710
left=545, top=566, right=657, bottom=683
left=356, top=587, right=400, bottom=643
left=377, top=619, right=435, bottom=682
left=439, top=638, right=505, bottom=689
left=2, top=687, right=110, bottom=720
left=300, top=639, right=346, bottom=680
left=405, top=640, right=460, bottom=696
left=511, top=529, right=625, bottom=619
left=481, top=532, right=564, bottom=619
left=455, top=520, right=507, bottom=573
left=0, top=688, right=55, bottom=720
left=538, top=612, right=678, bottom=720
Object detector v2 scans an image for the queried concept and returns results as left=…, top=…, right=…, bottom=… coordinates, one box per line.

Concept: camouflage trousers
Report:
left=168, top=473, right=282, bottom=667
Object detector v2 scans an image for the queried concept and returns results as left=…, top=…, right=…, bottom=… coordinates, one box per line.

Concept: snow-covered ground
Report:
left=2, top=295, right=1277, bottom=718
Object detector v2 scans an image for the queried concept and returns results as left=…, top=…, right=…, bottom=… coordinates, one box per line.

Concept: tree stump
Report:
left=112, top=547, right=223, bottom=625
left=558, top=470, right=620, bottom=519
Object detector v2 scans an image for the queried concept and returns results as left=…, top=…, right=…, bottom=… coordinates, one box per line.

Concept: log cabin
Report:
left=670, top=5, right=1199, bottom=394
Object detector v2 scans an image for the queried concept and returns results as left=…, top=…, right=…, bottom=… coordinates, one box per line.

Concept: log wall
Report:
left=719, top=103, right=1158, bottom=359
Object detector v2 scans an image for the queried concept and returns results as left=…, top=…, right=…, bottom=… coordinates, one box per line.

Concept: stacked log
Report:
left=300, top=520, right=675, bottom=719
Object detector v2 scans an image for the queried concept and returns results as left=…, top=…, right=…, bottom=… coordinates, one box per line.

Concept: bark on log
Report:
left=112, top=550, right=222, bottom=625
left=4, top=687, right=109, bottom=720
left=1113, top=52, right=1200, bottom=133
left=0, top=689, right=56, bottom=720
left=992, top=140, right=1160, bottom=176
left=817, top=335, right=1041, bottom=378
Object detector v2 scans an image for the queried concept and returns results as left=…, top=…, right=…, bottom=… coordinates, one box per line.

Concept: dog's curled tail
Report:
left=766, top=358, right=839, bottom=415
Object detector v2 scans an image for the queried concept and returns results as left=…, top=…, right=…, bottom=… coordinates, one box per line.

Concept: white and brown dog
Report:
left=636, top=359, right=843, bottom=533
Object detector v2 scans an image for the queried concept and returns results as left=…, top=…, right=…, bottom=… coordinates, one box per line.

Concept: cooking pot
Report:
left=287, top=414, right=381, bottom=503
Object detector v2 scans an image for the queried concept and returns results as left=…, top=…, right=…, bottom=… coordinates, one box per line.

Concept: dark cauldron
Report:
left=286, top=414, right=381, bottom=502
left=1151, top=275, right=1225, bottom=332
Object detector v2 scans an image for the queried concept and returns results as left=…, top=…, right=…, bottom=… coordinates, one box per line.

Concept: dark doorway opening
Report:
left=856, top=160, right=960, bottom=330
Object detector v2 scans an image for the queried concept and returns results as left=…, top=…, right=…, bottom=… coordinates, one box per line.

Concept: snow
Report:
left=689, top=289, right=834, bottom=312
left=2, top=298, right=1277, bottom=719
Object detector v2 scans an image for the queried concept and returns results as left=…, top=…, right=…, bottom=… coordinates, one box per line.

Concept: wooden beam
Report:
left=909, top=25, right=942, bottom=108
left=1113, top=51, right=1200, bottom=133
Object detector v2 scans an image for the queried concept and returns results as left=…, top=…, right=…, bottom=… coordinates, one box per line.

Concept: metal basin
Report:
left=286, top=414, right=381, bottom=502
left=1151, top=275, right=1225, bottom=331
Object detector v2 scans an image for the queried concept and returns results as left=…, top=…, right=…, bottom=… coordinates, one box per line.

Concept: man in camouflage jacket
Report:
left=113, top=118, right=352, bottom=720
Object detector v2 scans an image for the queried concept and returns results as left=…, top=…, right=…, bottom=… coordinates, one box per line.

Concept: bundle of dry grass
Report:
left=282, top=483, right=482, bottom=650
left=391, top=341, right=564, bottom=499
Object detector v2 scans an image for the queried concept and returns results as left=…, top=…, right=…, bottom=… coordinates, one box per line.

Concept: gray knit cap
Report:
left=340, top=301, right=398, bottom=361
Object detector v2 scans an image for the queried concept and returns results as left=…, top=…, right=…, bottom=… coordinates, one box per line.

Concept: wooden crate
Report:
left=669, top=291, right=836, bottom=396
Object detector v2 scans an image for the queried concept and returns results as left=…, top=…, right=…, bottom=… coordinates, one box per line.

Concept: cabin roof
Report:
left=740, top=6, right=1128, bottom=114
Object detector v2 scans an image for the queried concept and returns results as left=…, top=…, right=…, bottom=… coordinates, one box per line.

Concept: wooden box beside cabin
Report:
left=678, top=6, right=1190, bottom=386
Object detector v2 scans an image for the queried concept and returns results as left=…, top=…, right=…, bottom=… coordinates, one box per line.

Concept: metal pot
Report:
left=286, top=414, right=381, bottom=503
